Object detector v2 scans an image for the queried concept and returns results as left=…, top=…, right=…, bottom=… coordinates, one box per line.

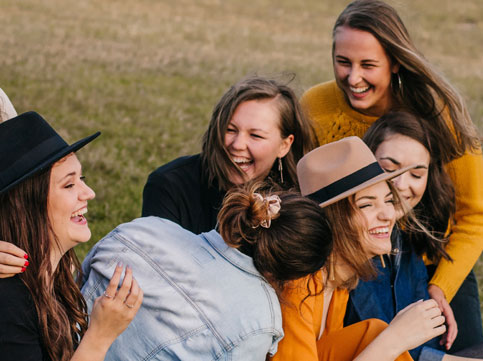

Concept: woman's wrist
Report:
left=72, top=327, right=113, bottom=361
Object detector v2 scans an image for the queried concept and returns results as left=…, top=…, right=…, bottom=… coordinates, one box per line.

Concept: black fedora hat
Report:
left=0, top=111, right=100, bottom=194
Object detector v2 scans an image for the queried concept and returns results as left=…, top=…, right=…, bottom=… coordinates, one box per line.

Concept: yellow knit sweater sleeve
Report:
left=301, top=79, right=483, bottom=302
left=430, top=149, right=483, bottom=301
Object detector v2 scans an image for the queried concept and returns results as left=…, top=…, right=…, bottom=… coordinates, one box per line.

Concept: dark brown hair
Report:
left=363, top=111, right=454, bottom=262
left=201, top=75, right=317, bottom=191
left=0, top=167, right=88, bottom=361
left=323, top=181, right=403, bottom=290
left=217, top=182, right=332, bottom=292
left=333, top=0, right=480, bottom=161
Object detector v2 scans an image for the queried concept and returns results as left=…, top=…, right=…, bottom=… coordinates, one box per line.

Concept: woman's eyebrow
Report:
left=379, top=156, right=400, bottom=165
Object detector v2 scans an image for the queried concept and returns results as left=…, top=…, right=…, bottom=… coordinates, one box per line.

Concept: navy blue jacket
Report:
left=344, top=229, right=443, bottom=360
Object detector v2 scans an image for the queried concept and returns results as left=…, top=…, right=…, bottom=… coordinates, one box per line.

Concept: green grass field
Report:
left=1, top=0, right=482, bottom=307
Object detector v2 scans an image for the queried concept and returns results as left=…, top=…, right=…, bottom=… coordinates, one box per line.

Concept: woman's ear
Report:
left=278, top=134, right=295, bottom=158
left=392, top=62, right=401, bottom=74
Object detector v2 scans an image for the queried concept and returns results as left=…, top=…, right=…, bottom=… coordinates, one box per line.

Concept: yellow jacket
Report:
left=301, top=80, right=483, bottom=301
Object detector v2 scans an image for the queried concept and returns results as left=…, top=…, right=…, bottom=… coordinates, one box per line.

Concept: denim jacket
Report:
left=344, top=229, right=444, bottom=361
left=82, top=217, right=283, bottom=361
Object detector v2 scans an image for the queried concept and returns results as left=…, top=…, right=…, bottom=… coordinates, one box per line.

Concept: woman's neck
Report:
left=50, top=245, right=66, bottom=272
left=325, top=261, right=356, bottom=290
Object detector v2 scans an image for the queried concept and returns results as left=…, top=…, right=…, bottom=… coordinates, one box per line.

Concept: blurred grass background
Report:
left=1, top=0, right=482, bottom=307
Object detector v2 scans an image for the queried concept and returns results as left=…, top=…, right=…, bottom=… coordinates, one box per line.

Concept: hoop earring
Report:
left=278, top=157, right=284, bottom=184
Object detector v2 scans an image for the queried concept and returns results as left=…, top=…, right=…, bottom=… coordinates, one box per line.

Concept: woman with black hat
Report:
left=0, top=112, right=142, bottom=361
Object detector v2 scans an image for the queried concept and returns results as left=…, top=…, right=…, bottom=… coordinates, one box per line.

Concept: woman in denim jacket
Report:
left=82, top=182, right=333, bottom=360
left=345, top=112, right=483, bottom=360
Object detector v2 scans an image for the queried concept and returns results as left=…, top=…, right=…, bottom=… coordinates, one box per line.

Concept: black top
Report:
left=0, top=275, right=50, bottom=361
left=142, top=154, right=226, bottom=234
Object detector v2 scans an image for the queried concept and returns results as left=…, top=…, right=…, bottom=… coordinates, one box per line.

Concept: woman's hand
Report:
left=88, top=263, right=143, bottom=344
left=72, top=263, right=143, bottom=361
left=388, top=299, right=446, bottom=352
left=0, top=241, right=28, bottom=278
left=354, top=299, right=446, bottom=361
left=428, top=284, right=458, bottom=350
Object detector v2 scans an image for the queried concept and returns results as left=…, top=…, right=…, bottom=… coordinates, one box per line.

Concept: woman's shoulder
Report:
left=301, top=80, right=342, bottom=112
left=0, top=275, right=32, bottom=301
left=148, top=154, right=202, bottom=180
left=0, top=275, right=37, bottom=323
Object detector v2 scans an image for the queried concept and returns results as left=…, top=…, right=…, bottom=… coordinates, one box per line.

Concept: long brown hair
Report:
left=0, top=168, right=88, bottom=361
left=323, top=181, right=402, bottom=290
left=201, top=75, right=317, bottom=191
left=333, top=0, right=480, bottom=162
left=363, top=111, right=454, bottom=262
left=217, top=182, right=332, bottom=293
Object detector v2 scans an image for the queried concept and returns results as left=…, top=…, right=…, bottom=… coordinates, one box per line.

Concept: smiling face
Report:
left=375, top=133, right=430, bottom=211
left=47, top=153, right=95, bottom=254
left=224, top=98, right=294, bottom=185
left=333, top=26, right=399, bottom=117
left=354, top=181, right=396, bottom=258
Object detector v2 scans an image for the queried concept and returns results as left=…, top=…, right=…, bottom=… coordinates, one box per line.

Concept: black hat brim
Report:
left=0, top=131, right=100, bottom=194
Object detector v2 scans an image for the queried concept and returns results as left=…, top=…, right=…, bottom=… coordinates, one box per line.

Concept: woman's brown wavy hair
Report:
left=323, top=181, right=402, bottom=290
left=0, top=166, right=88, bottom=361
left=217, top=182, right=332, bottom=294
left=201, top=75, right=317, bottom=191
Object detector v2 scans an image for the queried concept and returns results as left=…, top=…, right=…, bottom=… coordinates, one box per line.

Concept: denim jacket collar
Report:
left=201, top=230, right=264, bottom=280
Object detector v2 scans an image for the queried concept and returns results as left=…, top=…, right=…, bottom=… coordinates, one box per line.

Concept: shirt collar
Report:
left=201, top=230, right=264, bottom=279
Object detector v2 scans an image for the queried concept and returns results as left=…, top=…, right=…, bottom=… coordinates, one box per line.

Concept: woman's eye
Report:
left=335, top=57, right=350, bottom=64
left=383, top=168, right=396, bottom=173
left=385, top=198, right=395, bottom=204
left=226, top=128, right=236, bottom=133
left=362, top=63, right=375, bottom=68
left=65, top=184, right=74, bottom=189
left=358, top=204, right=371, bottom=209
left=410, top=173, right=422, bottom=179
left=251, top=133, right=264, bottom=139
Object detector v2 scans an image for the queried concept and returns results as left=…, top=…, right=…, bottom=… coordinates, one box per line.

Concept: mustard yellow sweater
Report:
left=301, top=80, right=483, bottom=302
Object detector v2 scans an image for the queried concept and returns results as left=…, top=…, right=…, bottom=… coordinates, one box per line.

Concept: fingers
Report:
left=123, top=278, right=143, bottom=311
left=102, top=264, right=142, bottom=310
left=433, top=323, right=447, bottom=338
left=103, top=262, right=124, bottom=299
left=0, top=241, right=29, bottom=276
left=421, top=298, right=439, bottom=310
left=0, top=241, right=28, bottom=259
left=440, top=301, right=458, bottom=350
left=115, top=266, right=133, bottom=302
left=0, top=272, right=17, bottom=279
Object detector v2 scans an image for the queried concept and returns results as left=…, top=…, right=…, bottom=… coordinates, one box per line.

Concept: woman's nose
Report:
left=348, top=66, right=362, bottom=85
left=80, top=182, right=96, bottom=201
left=392, top=173, right=407, bottom=191
left=230, top=133, right=247, bottom=150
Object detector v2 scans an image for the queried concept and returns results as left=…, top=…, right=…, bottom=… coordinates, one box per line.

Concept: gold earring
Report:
left=379, top=254, right=386, bottom=268
left=329, top=254, right=335, bottom=281
left=278, top=157, right=284, bottom=184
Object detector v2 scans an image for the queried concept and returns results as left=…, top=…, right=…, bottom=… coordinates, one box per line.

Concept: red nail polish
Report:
left=21, top=267, right=26, bottom=272
left=24, top=260, right=29, bottom=267
left=24, top=254, right=29, bottom=259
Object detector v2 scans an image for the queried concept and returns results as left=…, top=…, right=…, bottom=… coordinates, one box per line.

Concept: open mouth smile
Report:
left=232, top=156, right=253, bottom=172
left=71, top=207, right=88, bottom=225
